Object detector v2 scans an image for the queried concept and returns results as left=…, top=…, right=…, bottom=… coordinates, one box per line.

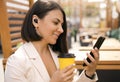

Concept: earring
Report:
left=34, top=19, right=38, bottom=23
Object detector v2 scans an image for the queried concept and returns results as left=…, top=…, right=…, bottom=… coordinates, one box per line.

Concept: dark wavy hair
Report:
left=21, top=0, right=68, bottom=53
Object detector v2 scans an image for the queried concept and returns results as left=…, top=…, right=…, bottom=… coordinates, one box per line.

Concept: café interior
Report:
left=0, top=0, right=120, bottom=82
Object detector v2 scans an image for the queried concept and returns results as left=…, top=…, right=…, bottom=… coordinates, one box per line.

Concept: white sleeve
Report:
left=4, top=54, right=28, bottom=82
left=73, top=70, right=98, bottom=82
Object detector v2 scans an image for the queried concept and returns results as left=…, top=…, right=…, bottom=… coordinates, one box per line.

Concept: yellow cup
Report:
left=58, top=53, right=75, bottom=70
left=58, top=58, right=75, bottom=70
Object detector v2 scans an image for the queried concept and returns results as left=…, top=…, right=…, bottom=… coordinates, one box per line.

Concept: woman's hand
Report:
left=50, top=64, right=75, bottom=82
left=84, top=47, right=99, bottom=77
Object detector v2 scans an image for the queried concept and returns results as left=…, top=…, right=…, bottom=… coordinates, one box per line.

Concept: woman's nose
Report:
left=58, top=25, right=64, bottom=33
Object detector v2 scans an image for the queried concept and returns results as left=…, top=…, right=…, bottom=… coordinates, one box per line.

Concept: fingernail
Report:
left=73, top=64, right=75, bottom=66
left=95, top=47, right=98, bottom=50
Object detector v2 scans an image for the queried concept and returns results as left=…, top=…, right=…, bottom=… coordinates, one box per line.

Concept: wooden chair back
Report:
left=0, top=0, right=33, bottom=69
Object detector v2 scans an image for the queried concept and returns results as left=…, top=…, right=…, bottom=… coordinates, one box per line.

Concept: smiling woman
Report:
left=5, top=0, right=100, bottom=82
left=32, top=9, right=64, bottom=44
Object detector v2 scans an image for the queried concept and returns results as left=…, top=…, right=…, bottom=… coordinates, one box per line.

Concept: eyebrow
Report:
left=55, top=18, right=63, bottom=23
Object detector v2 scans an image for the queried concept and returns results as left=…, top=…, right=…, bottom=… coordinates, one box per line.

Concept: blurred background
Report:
left=0, top=0, right=120, bottom=82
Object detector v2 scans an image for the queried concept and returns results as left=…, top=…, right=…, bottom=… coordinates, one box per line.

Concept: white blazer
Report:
left=5, top=42, right=98, bottom=82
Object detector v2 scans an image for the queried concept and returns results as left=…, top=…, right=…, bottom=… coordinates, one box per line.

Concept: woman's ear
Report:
left=32, top=15, right=39, bottom=27
left=32, top=15, right=41, bottom=36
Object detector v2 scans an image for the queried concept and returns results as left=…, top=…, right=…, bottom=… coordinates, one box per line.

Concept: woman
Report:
left=5, top=0, right=99, bottom=82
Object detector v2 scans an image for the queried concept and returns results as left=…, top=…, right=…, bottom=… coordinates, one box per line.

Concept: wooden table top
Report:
left=75, top=51, right=120, bottom=61
left=74, top=51, right=120, bottom=70
left=79, top=38, right=120, bottom=51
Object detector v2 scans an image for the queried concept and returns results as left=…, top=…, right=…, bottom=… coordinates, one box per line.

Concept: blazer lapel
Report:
left=23, top=42, right=50, bottom=82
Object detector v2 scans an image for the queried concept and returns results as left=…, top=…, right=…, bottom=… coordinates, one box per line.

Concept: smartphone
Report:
left=83, top=36, right=105, bottom=66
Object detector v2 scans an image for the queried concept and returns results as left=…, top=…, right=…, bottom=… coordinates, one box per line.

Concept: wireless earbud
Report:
left=34, top=19, right=38, bottom=23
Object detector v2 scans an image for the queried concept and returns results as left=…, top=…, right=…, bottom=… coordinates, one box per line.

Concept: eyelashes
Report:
left=54, top=22, right=59, bottom=25
left=53, top=21, right=63, bottom=26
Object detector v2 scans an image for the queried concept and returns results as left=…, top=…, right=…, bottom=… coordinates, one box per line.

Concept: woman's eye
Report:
left=54, top=22, right=59, bottom=25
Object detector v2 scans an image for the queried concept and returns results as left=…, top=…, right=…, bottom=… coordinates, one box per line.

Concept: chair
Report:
left=0, top=0, right=34, bottom=70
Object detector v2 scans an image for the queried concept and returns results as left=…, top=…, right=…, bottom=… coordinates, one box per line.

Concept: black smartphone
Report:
left=83, top=36, right=105, bottom=66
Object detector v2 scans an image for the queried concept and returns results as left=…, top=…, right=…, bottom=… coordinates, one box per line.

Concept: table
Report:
left=74, top=51, right=120, bottom=70
left=79, top=38, right=120, bottom=51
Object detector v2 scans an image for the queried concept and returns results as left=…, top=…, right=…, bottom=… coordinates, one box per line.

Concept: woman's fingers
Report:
left=84, top=48, right=99, bottom=66
left=64, top=73, right=74, bottom=82
left=61, top=64, right=75, bottom=81
left=93, top=47, right=99, bottom=61
left=83, top=53, right=95, bottom=66
left=62, top=64, right=74, bottom=73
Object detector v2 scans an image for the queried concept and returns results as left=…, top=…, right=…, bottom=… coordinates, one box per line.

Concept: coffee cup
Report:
left=58, top=53, right=75, bottom=70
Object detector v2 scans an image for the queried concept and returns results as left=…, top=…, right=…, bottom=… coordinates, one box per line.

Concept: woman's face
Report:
left=37, top=9, right=64, bottom=44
